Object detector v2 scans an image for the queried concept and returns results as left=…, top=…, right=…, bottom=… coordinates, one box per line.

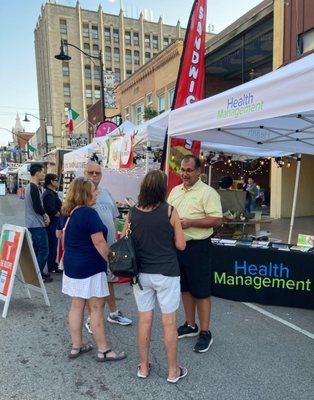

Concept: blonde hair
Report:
left=62, top=177, right=94, bottom=216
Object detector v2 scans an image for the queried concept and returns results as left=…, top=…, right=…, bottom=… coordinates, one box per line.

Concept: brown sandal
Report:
left=96, top=348, right=127, bottom=362
left=68, top=343, right=93, bottom=359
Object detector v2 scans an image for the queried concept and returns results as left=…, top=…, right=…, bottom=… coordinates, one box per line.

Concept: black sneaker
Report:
left=41, top=273, right=53, bottom=283
left=193, top=330, right=213, bottom=353
left=177, top=322, right=199, bottom=339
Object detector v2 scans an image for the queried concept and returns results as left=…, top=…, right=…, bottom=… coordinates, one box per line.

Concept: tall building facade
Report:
left=116, top=39, right=183, bottom=125
left=34, top=1, right=186, bottom=153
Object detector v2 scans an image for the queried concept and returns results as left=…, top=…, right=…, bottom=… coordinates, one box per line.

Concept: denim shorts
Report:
left=133, top=273, right=180, bottom=314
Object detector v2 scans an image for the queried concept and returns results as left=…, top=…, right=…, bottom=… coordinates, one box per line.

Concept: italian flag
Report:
left=66, top=108, right=79, bottom=134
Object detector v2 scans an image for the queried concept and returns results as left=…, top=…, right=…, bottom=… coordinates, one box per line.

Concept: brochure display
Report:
left=0, top=224, right=50, bottom=318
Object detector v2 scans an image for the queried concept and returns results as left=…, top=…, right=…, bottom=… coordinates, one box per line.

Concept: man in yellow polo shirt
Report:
left=168, top=155, right=222, bottom=353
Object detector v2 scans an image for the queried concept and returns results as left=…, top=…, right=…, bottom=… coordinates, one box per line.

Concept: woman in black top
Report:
left=122, top=170, right=187, bottom=383
left=43, top=174, right=62, bottom=273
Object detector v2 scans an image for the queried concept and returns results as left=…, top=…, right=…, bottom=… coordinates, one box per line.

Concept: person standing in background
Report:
left=84, top=161, right=132, bottom=332
left=243, top=177, right=259, bottom=212
left=25, top=163, right=52, bottom=283
left=43, top=173, right=62, bottom=274
left=168, top=155, right=222, bottom=354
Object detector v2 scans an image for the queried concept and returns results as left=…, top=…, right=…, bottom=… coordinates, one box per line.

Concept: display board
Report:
left=0, top=224, right=50, bottom=318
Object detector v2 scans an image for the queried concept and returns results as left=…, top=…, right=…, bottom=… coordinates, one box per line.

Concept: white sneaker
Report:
left=107, top=311, right=132, bottom=326
left=84, top=317, right=93, bottom=334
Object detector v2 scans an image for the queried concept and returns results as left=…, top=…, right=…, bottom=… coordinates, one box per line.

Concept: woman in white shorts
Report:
left=122, top=170, right=187, bottom=383
left=62, top=177, right=126, bottom=362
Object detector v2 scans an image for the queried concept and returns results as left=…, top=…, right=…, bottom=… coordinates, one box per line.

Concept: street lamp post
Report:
left=23, top=113, right=48, bottom=154
left=55, top=40, right=106, bottom=121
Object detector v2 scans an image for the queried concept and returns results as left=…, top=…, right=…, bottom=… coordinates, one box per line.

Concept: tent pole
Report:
left=208, top=164, right=212, bottom=186
left=145, top=141, right=150, bottom=174
left=288, top=154, right=302, bottom=244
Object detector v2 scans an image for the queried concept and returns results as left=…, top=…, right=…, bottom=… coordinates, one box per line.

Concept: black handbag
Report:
left=108, top=208, right=142, bottom=288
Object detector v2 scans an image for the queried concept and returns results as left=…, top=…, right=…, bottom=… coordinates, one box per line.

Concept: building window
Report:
left=133, top=32, right=139, bottom=46
left=135, top=103, right=144, bottom=125
left=145, top=52, right=151, bottom=63
left=125, top=30, right=131, bottom=46
left=83, top=43, right=90, bottom=53
left=60, top=19, right=67, bottom=34
left=104, top=27, right=111, bottom=42
left=125, top=49, right=132, bottom=64
left=125, top=107, right=130, bottom=120
left=158, top=93, right=165, bottom=113
left=114, top=47, right=120, bottom=63
left=63, top=83, right=71, bottom=97
left=126, top=69, right=132, bottom=78
left=92, top=25, right=98, bottom=39
left=113, top=28, right=119, bottom=44
left=298, top=28, right=314, bottom=55
left=163, top=36, right=169, bottom=47
left=145, top=34, right=151, bottom=48
left=62, top=61, right=69, bottom=76
left=94, top=85, right=101, bottom=99
left=85, top=85, right=92, bottom=98
left=92, top=44, right=99, bottom=57
left=115, top=68, right=121, bottom=82
left=82, top=23, right=89, bottom=37
left=134, top=50, right=140, bottom=65
left=146, top=92, right=153, bottom=106
left=94, top=66, right=100, bottom=80
left=105, top=46, right=112, bottom=61
left=153, top=35, right=158, bottom=49
left=64, top=102, right=71, bottom=113
left=84, top=65, right=92, bottom=78
left=168, top=88, right=175, bottom=107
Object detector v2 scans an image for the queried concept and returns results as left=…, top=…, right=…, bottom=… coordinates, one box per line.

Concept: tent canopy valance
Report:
left=168, top=53, right=314, bottom=156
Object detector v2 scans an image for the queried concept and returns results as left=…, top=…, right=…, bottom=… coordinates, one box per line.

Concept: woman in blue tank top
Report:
left=122, top=170, right=187, bottom=383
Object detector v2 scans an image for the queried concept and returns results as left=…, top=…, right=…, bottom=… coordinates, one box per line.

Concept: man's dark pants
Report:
left=28, top=227, right=49, bottom=273
left=46, top=219, right=58, bottom=272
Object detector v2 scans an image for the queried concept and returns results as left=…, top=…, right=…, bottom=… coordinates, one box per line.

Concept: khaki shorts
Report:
left=133, top=273, right=180, bottom=314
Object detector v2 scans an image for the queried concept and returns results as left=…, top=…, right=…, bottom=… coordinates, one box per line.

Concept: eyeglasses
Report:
left=86, top=171, right=101, bottom=176
left=180, top=168, right=196, bottom=174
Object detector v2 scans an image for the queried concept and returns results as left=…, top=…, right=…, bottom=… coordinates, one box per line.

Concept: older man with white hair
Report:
left=84, top=161, right=132, bottom=332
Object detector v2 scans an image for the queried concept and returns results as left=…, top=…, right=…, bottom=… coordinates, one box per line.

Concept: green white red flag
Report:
left=66, top=108, right=79, bottom=133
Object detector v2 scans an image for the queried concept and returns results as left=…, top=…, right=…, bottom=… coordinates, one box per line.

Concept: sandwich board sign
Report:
left=0, top=224, right=50, bottom=318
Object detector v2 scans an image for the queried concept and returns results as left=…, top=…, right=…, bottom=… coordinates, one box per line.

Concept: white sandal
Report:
left=167, top=366, right=188, bottom=383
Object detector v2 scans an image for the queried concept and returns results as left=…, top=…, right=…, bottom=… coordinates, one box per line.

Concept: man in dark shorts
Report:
left=168, top=155, right=222, bottom=353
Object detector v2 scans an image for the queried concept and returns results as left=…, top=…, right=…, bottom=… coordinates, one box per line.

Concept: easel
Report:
left=0, top=224, right=50, bottom=318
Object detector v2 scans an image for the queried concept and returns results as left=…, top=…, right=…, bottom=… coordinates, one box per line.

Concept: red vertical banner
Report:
left=167, top=0, right=207, bottom=192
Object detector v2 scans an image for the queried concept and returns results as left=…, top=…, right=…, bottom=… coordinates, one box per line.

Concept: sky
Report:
left=0, top=0, right=262, bottom=145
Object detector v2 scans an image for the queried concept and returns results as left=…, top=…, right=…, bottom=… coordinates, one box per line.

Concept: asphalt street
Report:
left=0, top=194, right=313, bottom=400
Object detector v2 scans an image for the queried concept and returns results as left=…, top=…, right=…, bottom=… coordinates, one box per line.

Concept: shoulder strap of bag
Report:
left=168, top=205, right=174, bottom=220
left=62, top=217, right=70, bottom=249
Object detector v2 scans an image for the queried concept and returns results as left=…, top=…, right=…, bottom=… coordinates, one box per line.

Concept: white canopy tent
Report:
left=135, top=110, right=170, bottom=148
left=168, top=54, right=314, bottom=243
